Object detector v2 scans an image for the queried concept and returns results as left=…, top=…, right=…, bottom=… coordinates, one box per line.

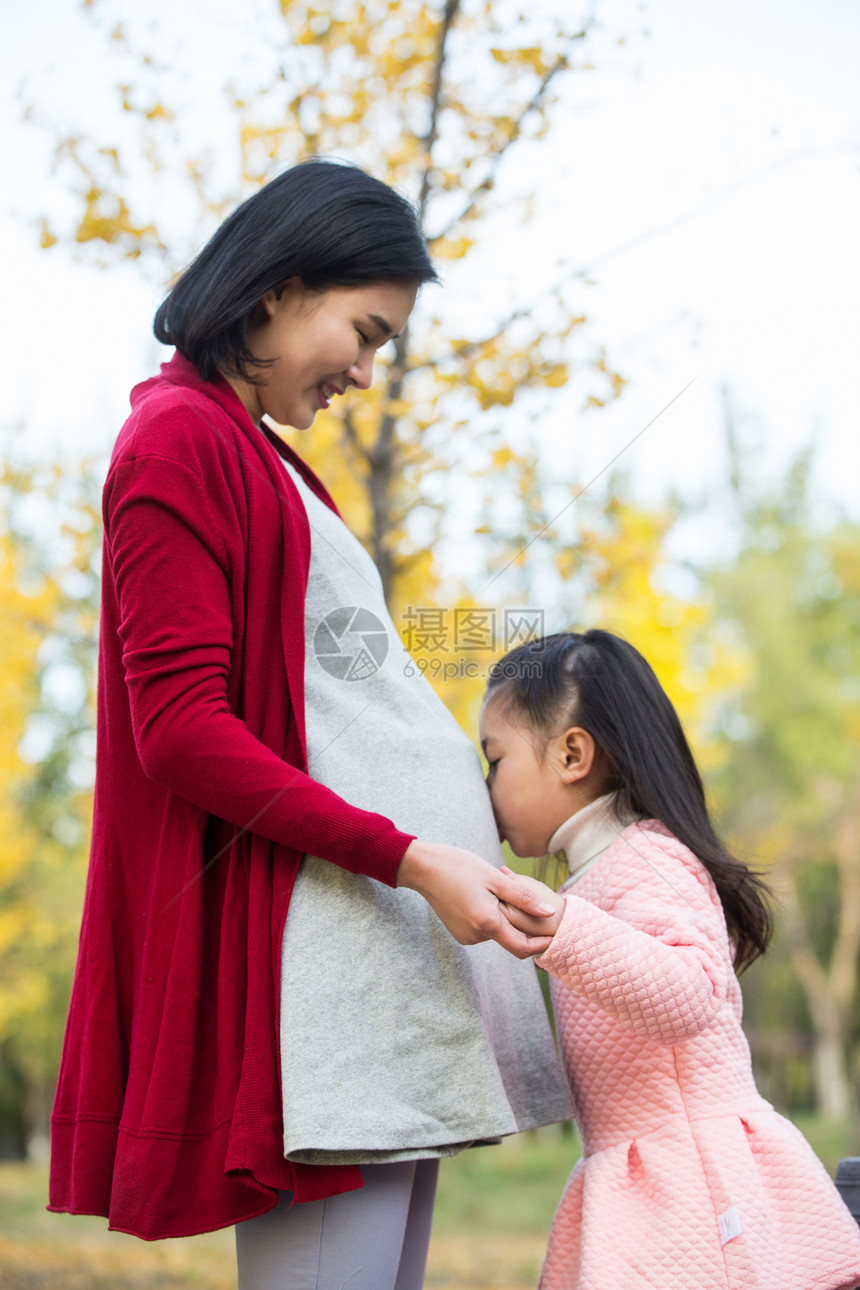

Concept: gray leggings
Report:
left=235, top=1159, right=439, bottom=1290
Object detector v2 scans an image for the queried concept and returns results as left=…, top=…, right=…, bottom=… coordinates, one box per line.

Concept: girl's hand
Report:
left=397, top=840, right=558, bottom=959
left=498, top=869, right=565, bottom=937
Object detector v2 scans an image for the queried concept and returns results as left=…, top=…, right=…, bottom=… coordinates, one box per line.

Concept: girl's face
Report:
left=479, top=696, right=585, bottom=859
left=233, top=279, right=418, bottom=428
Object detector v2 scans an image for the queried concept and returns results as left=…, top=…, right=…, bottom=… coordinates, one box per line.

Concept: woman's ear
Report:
left=261, top=277, right=301, bottom=315
left=558, top=727, right=597, bottom=783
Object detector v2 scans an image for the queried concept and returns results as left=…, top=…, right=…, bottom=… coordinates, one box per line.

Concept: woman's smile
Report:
left=318, top=380, right=344, bottom=409
left=226, top=279, right=417, bottom=429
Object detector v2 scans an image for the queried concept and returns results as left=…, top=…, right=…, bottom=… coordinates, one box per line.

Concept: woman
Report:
left=49, top=159, right=572, bottom=1290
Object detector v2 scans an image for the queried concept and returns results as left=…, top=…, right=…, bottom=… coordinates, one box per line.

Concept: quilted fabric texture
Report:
left=535, top=821, right=860, bottom=1290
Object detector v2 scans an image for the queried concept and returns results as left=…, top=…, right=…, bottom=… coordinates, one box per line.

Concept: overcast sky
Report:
left=2, top=0, right=859, bottom=543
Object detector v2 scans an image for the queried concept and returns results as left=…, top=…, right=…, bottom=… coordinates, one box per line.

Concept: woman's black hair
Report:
left=153, top=158, right=439, bottom=382
left=486, top=629, right=773, bottom=971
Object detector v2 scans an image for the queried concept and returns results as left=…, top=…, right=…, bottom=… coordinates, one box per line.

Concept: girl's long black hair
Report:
left=154, top=158, right=438, bottom=383
left=487, top=629, right=772, bottom=971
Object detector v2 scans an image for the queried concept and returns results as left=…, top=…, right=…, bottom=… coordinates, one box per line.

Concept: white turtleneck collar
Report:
left=548, top=791, right=642, bottom=885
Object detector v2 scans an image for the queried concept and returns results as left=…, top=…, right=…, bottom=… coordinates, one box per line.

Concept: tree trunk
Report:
left=808, top=995, right=851, bottom=1119
left=25, top=1073, right=52, bottom=1162
left=783, top=880, right=852, bottom=1118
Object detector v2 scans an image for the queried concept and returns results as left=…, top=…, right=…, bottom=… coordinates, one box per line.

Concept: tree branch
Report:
left=364, top=329, right=413, bottom=603
left=338, top=406, right=365, bottom=463
left=428, top=45, right=575, bottom=246
left=410, top=144, right=860, bottom=375
left=416, top=0, right=462, bottom=224
left=426, top=3, right=599, bottom=244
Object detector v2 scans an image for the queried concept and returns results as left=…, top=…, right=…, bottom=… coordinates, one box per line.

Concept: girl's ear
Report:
left=558, top=727, right=597, bottom=783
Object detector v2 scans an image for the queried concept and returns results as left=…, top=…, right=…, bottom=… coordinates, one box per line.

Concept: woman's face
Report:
left=236, top=279, right=418, bottom=428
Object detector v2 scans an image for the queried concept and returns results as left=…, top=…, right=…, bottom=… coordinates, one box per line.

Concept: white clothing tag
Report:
left=718, top=1206, right=742, bottom=1246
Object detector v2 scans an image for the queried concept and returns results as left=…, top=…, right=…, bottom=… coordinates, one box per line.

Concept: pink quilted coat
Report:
left=535, top=815, right=860, bottom=1290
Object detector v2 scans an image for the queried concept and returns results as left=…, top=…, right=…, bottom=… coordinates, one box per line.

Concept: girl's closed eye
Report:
left=479, top=697, right=604, bottom=860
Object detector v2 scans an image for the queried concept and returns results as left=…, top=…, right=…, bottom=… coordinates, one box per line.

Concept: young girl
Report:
left=480, top=629, right=860, bottom=1290
left=49, top=159, right=571, bottom=1290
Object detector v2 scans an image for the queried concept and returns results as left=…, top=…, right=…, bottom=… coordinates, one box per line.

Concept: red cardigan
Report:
left=49, top=353, right=416, bottom=1239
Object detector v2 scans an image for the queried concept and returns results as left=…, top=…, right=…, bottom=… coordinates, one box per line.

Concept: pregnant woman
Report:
left=49, top=159, right=571, bottom=1290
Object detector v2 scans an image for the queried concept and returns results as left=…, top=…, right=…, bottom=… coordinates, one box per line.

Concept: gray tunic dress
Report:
left=279, top=462, right=572, bottom=1166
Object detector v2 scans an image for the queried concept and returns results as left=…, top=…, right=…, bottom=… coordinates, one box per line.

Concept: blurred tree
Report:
left=576, top=491, right=750, bottom=771
left=709, top=443, right=860, bottom=1122
left=0, top=456, right=101, bottom=1155
left=470, top=445, right=749, bottom=766
left=0, top=521, right=56, bottom=1155
left=28, top=0, right=628, bottom=606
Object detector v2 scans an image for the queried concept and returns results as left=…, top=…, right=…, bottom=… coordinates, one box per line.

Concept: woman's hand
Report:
left=498, top=868, right=565, bottom=937
left=397, top=840, right=558, bottom=959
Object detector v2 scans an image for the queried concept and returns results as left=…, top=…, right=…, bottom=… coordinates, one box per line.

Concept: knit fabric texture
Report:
left=536, top=820, right=860, bottom=1290
left=49, top=354, right=417, bottom=1238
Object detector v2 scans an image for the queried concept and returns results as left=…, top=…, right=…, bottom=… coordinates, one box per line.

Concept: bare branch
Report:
left=338, top=406, right=365, bottom=462
left=416, top=0, right=462, bottom=224
left=363, top=329, right=413, bottom=602
left=411, top=143, right=860, bottom=375
left=408, top=295, right=542, bottom=374
left=426, top=3, right=599, bottom=244
left=429, top=48, right=570, bottom=246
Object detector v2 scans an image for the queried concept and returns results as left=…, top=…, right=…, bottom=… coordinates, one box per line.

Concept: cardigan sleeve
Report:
left=536, top=832, right=729, bottom=1044
left=104, top=450, right=415, bottom=886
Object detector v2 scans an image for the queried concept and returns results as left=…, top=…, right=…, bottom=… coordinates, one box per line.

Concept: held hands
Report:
left=397, top=840, right=559, bottom=959
left=498, top=867, right=565, bottom=938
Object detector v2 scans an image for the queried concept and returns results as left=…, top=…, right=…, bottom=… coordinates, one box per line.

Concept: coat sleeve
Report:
left=104, top=449, right=415, bottom=886
left=536, top=833, right=729, bottom=1044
